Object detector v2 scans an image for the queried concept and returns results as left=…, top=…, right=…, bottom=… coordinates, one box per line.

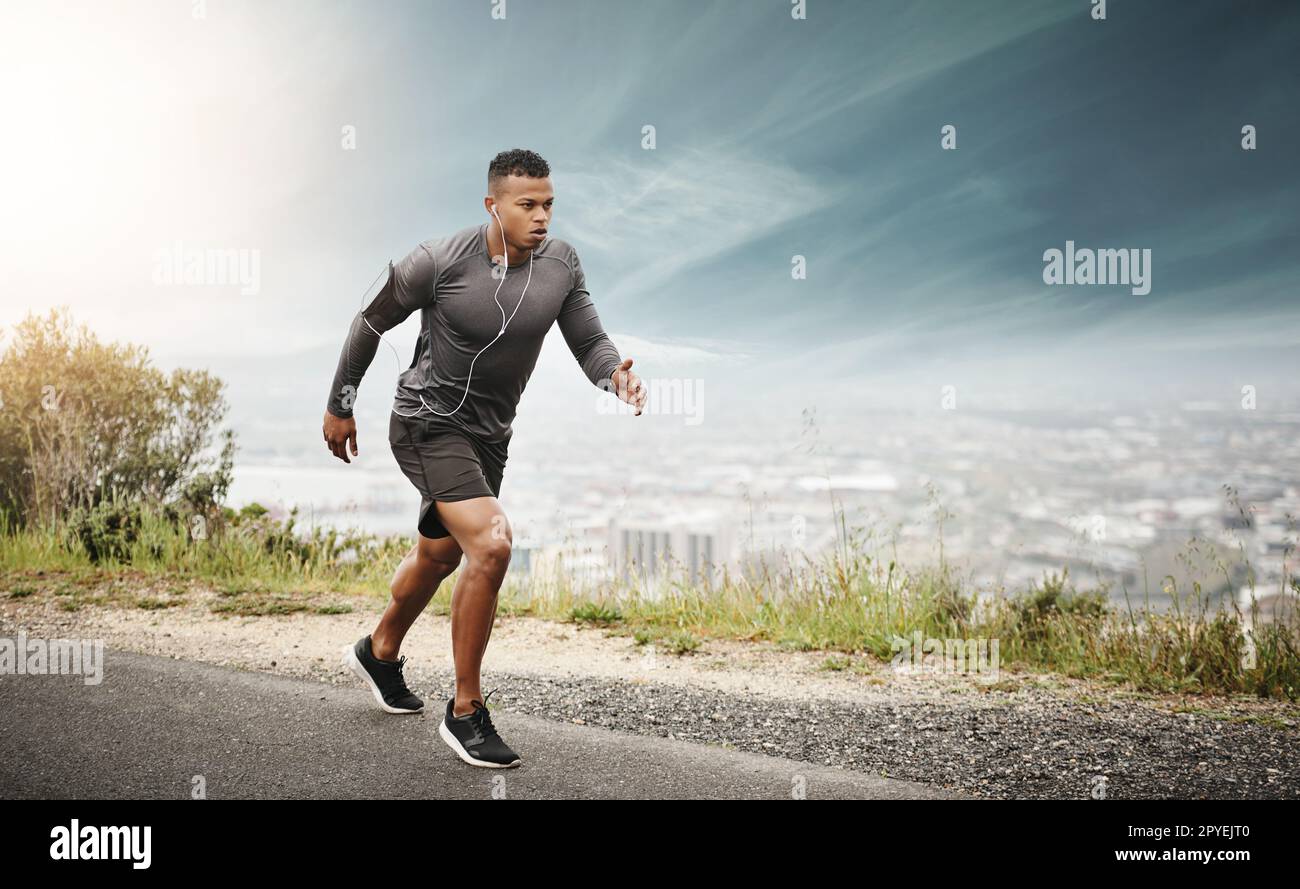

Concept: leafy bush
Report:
left=62, top=496, right=146, bottom=564
left=0, top=306, right=235, bottom=530
left=1013, top=568, right=1109, bottom=629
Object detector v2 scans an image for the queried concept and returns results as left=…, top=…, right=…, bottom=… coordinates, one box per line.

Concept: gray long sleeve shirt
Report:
left=326, top=223, right=622, bottom=446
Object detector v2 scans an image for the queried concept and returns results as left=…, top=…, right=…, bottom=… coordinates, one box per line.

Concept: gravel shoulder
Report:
left=2, top=586, right=1297, bottom=799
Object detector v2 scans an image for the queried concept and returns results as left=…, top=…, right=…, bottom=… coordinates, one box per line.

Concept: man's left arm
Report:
left=556, top=247, right=646, bottom=414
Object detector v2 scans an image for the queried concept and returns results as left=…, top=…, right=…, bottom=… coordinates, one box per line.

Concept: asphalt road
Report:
left=0, top=647, right=965, bottom=800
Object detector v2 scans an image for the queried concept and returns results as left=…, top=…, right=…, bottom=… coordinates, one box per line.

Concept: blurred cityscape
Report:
left=230, top=404, right=1299, bottom=616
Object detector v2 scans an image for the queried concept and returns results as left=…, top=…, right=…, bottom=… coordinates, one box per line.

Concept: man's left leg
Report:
left=432, top=495, right=522, bottom=767
left=433, top=497, right=512, bottom=718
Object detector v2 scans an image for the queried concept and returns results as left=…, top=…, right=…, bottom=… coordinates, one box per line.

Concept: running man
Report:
left=323, top=149, right=647, bottom=768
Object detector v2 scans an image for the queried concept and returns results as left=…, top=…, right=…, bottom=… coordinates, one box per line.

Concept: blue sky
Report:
left=3, top=0, right=1297, bottom=453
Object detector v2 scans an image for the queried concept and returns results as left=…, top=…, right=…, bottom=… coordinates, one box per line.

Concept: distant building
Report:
left=1236, top=584, right=1299, bottom=626
left=608, top=513, right=735, bottom=590
left=519, top=525, right=614, bottom=589
left=505, top=538, right=535, bottom=575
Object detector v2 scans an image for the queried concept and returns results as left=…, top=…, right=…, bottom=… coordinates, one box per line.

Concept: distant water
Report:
left=227, top=463, right=417, bottom=538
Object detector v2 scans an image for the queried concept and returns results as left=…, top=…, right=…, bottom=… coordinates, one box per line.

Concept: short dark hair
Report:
left=488, top=148, right=550, bottom=196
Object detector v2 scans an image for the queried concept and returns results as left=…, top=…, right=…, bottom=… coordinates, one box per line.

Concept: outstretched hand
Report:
left=610, top=357, right=647, bottom=416
left=323, top=410, right=359, bottom=463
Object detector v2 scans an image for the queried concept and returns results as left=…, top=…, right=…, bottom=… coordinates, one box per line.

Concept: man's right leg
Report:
left=431, top=496, right=512, bottom=718
left=370, top=533, right=463, bottom=661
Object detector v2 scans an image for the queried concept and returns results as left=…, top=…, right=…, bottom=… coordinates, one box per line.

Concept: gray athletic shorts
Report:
left=388, top=411, right=507, bottom=540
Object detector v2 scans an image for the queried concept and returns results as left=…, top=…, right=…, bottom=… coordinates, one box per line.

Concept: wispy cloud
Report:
left=556, top=146, right=836, bottom=304
left=3, top=0, right=1296, bottom=421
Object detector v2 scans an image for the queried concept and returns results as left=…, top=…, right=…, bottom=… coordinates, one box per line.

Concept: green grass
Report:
left=2, top=498, right=1298, bottom=701
left=569, top=601, right=623, bottom=625
left=818, top=654, right=853, bottom=672
left=133, top=595, right=183, bottom=610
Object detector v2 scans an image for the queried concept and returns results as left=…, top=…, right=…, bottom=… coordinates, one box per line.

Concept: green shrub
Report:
left=62, top=497, right=146, bottom=564
left=0, top=306, right=235, bottom=531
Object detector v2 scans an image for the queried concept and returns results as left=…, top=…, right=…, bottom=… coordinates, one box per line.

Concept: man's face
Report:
left=490, top=175, right=553, bottom=249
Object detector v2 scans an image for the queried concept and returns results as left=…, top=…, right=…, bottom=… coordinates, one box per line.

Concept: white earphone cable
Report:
left=359, top=208, right=535, bottom=419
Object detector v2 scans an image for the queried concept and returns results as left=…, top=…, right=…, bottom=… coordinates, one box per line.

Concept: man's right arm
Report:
left=325, top=242, right=439, bottom=418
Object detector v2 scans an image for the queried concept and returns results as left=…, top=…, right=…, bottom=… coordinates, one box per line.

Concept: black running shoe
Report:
left=341, top=635, right=424, bottom=714
left=438, top=689, right=522, bottom=768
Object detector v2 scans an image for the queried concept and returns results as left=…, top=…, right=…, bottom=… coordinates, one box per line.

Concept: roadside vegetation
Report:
left=2, top=308, right=1296, bottom=699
